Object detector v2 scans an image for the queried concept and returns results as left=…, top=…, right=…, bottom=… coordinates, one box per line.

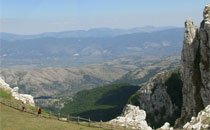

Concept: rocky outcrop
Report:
left=110, top=105, right=209, bottom=130
left=179, top=3, right=210, bottom=125
left=110, top=104, right=152, bottom=130
left=0, top=77, right=35, bottom=106
left=11, top=87, right=35, bottom=106
left=183, top=105, right=210, bottom=130
left=128, top=67, right=183, bottom=128
left=181, top=19, right=203, bottom=123
left=0, top=77, right=12, bottom=91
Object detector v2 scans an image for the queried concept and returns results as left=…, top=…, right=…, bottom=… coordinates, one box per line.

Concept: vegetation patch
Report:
left=193, top=43, right=204, bottom=117
left=0, top=88, right=11, bottom=99
left=165, top=72, right=183, bottom=126
left=128, top=91, right=140, bottom=106
left=165, top=73, right=183, bottom=109
left=61, top=83, right=139, bottom=121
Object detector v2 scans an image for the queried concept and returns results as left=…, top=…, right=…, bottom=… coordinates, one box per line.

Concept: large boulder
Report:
left=110, top=104, right=152, bottom=130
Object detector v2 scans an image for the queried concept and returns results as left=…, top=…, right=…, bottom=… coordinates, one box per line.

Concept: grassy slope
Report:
left=0, top=103, right=100, bottom=130
left=0, top=88, right=99, bottom=130
left=0, top=89, right=11, bottom=99
left=61, top=83, right=139, bottom=121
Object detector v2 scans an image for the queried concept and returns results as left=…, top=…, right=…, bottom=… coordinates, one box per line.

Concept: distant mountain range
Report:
left=0, top=26, right=178, bottom=40
left=0, top=27, right=184, bottom=67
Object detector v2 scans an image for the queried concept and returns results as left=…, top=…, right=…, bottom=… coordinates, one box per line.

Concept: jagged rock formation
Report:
left=128, top=67, right=183, bottom=128
left=0, top=77, right=35, bottom=106
left=183, top=105, right=210, bottom=130
left=179, top=3, right=210, bottom=125
left=109, top=104, right=152, bottom=130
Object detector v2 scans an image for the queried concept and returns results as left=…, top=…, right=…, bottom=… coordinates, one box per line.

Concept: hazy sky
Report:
left=0, top=0, right=208, bottom=34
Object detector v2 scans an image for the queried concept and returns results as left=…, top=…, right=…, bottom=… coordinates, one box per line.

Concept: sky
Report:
left=0, top=0, right=208, bottom=34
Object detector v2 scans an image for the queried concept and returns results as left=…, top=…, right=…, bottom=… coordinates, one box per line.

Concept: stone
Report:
left=183, top=105, right=210, bottom=130
left=0, top=77, right=35, bottom=106
left=110, top=104, right=152, bottom=130
left=159, top=122, right=173, bottom=130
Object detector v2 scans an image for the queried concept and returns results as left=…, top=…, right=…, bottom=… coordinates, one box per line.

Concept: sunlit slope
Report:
left=0, top=103, right=99, bottom=130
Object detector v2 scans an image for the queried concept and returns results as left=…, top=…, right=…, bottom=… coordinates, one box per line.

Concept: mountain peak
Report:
left=204, top=3, right=210, bottom=22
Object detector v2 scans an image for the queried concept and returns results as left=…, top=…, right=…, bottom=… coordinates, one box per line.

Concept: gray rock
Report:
left=179, top=3, right=210, bottom=125
left=181, top=19, right=201, bottom=122
left=183, top=105, right=210, bottom=130
left=199, top=4, right=210, bottom=108
left=129, top=67, right=183, bottom=128
left=110, top=104, right=152, bottom=130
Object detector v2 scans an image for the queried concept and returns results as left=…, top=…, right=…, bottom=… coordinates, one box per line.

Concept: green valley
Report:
left=61, top=83, right=139, bottom=121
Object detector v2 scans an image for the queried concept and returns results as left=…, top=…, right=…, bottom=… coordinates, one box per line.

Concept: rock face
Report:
left=183, top=105, right=210, bottom=130
left=199, top=4, right=210, bottom=110
left=110, top=104, right=152, bottom=130
left=128, top=67, right=183, bottom=128
left=0, top=77, right=35, bottom=106
left=180, top=3, right=210, bottom=124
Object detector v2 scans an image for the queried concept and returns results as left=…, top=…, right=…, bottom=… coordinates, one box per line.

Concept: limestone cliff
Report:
left=179, top=3, right=210, bottom=125
left=128, top=67, right=183, bottom=128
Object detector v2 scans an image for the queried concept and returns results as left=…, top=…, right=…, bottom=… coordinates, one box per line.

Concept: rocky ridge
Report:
left=0, top=77, right=35, bottom=106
